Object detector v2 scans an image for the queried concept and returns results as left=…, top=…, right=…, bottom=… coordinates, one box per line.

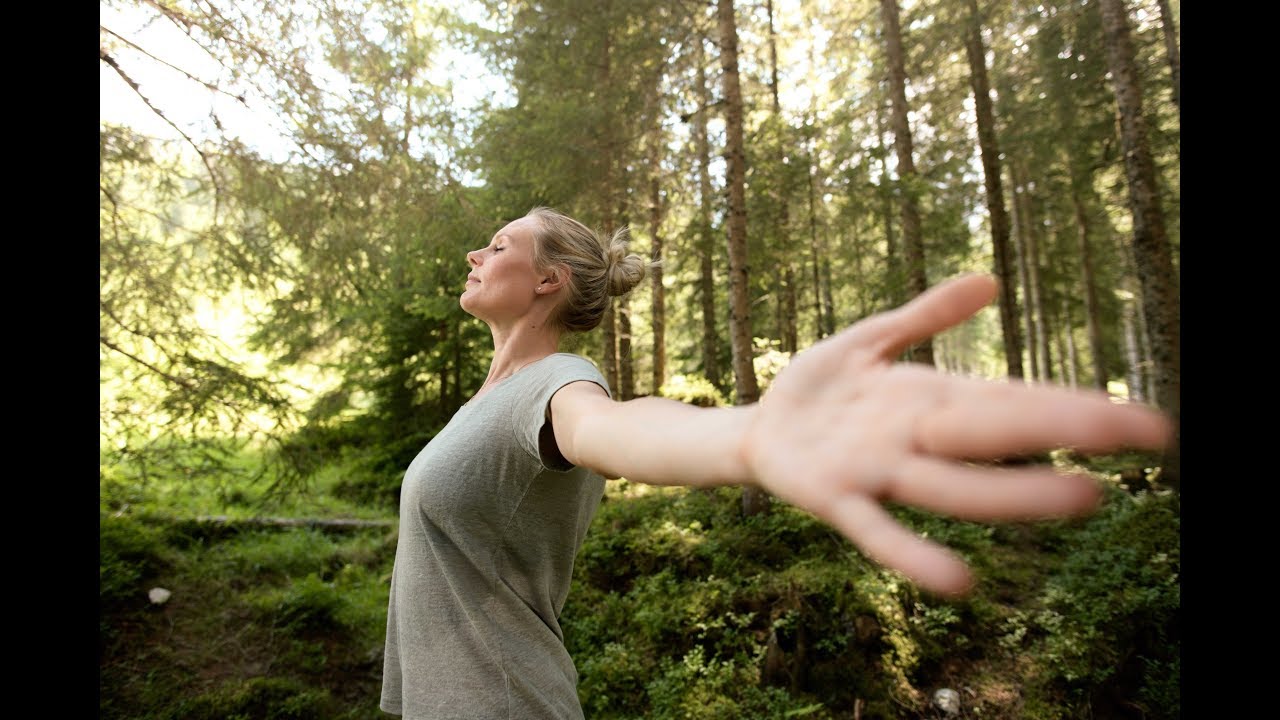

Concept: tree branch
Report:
left=100, top=47, right=225, bottom=222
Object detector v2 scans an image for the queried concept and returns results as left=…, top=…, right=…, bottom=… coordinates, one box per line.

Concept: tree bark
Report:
left=874, top=103, right=900, bottom=307
left=1008, top=163, right=1039, bottom=381
left=1122, top=285, right=1145, bottom=402
left=695, top=37, right=722, bottom=390
left=807, top=128, right=826, bottom=340
left=1012, top=161, right=1050, bottom=381
left=1060, top=299, right=1079, bottom=389
left=1032, top=219, right=1054, bottom=382
left=822, top=258, right=836, bottom=336
left=1156, top=0, right=1180, bottom=111
left=766, top=0, right=797, bottom=355
left=879, top=0, right=932, bottom=365
left=598, top=20, right=621, bottom=395
left=1071, top=186, right=1107, bottom=390
left=618, top=292, right=634, bottom=400
left=649, top=137, right=666, bottom=395
left=602, top=299, right=619, bottom=392
left=718, top=0, right=768, bottom=516
left=1099, top=0, right=1180, bottom=489
left=964, top=0, right=1022, bottom=380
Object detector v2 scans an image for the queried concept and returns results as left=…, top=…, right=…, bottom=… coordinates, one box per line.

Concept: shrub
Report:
left=100, top=512, right=170, bottom=607
left=659, top=374, right=728, bottom=407
left=1003, top=488, right=1180, bottom=717
left=256, top=573, right=351, bottom=639
left=645, top=646, right=833, bottom=720
left=163, top=677, right=331, bottom=720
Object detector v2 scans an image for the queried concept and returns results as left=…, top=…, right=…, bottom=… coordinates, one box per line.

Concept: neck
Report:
left=483, top=318, right=562, bottom=389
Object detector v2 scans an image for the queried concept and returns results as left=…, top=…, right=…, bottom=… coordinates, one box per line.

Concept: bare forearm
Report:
left=568, top=396, right=757, bottom=487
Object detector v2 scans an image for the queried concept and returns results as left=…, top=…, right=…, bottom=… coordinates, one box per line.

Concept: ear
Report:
left=537, top=264, right=571, bottom=295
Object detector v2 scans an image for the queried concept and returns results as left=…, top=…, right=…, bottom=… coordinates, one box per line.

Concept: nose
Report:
left=467, top=249, right=481, bottom=267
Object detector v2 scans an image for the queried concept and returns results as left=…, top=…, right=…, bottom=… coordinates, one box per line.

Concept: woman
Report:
left=380, top=207, right=1171, bottom=719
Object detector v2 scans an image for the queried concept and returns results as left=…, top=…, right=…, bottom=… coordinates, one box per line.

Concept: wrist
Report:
left=725, top=403, right=761, bottom=486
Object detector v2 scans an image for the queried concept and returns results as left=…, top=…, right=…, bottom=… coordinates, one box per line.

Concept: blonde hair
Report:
left=525, top=206, right=648, bottom=333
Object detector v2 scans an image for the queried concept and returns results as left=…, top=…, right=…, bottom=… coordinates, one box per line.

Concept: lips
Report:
left=466, top=274, right=480, bottom=284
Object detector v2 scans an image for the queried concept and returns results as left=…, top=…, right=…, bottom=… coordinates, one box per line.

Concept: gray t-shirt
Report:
left=380, top=353, right=610, bottom=719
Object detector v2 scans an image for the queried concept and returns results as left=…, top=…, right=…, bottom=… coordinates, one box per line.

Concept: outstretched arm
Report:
left=550, top=274, right=1172, bottom=597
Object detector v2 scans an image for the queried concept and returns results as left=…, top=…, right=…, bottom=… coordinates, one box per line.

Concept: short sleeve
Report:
left=513, top=354, right=611, bottom=471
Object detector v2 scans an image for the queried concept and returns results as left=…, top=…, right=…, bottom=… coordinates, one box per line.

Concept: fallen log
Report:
left=130, top=514, right=396, bottom=541
left=192, top=515, right=393, bottom=529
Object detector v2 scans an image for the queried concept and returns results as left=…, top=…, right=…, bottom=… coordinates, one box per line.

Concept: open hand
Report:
left=739, top=274, right=1172, bottom=596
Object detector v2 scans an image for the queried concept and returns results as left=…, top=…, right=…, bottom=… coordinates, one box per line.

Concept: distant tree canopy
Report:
left=100, top=0, right=1179, bottom=490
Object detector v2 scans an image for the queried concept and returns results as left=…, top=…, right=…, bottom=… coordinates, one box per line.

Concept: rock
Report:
left=932, top=687, right=961, bottom=716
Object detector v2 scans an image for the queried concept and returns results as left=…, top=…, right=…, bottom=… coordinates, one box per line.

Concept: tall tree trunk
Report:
left=1018, top=162, right=1049, bottom=381
left=1070, top=185, right=1107, bottom=390
left=618, top=292, right=634, bottom=400
left=1013, top=161, right=1049, bottom=381
left=1060, top=299, right=1079, bottom=388
left=718, top=0, right=768, bottom=516
left=1032, top=218, right=1054, bottom=382
left=784, top=268, right=797, bottom=352
left=649, top=138, right=666, bottom=396
left=1136, top=279, right=1156, bottom=404
left=1156, top=0, right=1180, bottom=111
left=874, top=104, right=900, bottom=307
left=1009, top=163, right=1039, bottom=381
left=807, top=128, right=826, bottom=340
left=879, top=0, right=932, bottom=365
left=1100, top=0, right=1180, bottom=489
left=964, top=0, right=1022, bottom=380
left=1122, top=286, right=1145, bottom=402
left=767, top=0, right=797, bottom=354
left=850, top=222, right=866, bottom=321
left=602, top=299, right=619, bottom=392
left=695, top=38, right=721, bottom=390
left=598, top=19, right=620, bottom=395
left=822, top=258, right=836, bottom=336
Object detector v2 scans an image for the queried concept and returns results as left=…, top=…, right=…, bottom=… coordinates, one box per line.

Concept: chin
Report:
left=459, top=294, right=484, bottom=320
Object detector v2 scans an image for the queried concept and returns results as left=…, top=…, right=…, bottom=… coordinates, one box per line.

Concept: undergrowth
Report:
left=101, top=446, right=1178, bottom=719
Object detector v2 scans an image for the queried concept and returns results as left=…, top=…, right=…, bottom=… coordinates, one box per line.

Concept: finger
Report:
left=886, top=456, right=1102, bottom=521
left=818, top=493, right=975, bottom=597
left=915, top=380, right=1173, bottom=459
left=854, top=274, right=998, bottom=360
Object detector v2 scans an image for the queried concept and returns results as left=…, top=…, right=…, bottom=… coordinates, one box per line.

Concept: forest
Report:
left=100, top=0, right=1180, bottom=717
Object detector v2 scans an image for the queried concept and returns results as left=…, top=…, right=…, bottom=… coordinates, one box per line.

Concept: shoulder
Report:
left=543, top=354, right=611, bottom=411
left=545, top=353, right=602, bottom=373
left=539, top=353, right=607, bottom=385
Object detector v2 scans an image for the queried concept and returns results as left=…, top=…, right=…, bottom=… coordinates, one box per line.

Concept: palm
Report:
left=740, top=274, right=1171, bottom=596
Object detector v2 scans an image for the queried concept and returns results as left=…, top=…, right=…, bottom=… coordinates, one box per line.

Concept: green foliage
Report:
left=257, top=573, right=350, bottom=638
left=326, top=430, right=430, bottom=509
left=1000, top=487, right=1179, bottom=717
left=101, top=447, right=1179, bottom=720
left=646, top=646, right=832, bottom=720
left=100, top=497, right=392, bottom=720
left=658, top=374, right=728, bottom=407
left=102, top=0, right=1181, bottom=716
left=162, top=677, right=331, bottom=720
left=563, top=484, right=996, bottom=718
left=100, top=512, right=171, bottom=609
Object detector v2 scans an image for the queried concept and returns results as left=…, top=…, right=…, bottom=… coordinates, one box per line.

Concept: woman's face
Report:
left=460, top=217, right=544, bottom=323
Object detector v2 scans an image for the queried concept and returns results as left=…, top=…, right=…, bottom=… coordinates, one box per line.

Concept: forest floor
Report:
left=100, top=449, right=1174, bottom=720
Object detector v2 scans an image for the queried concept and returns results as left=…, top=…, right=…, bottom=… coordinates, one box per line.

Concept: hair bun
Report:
left=605, top=229, right=647, bottom=296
